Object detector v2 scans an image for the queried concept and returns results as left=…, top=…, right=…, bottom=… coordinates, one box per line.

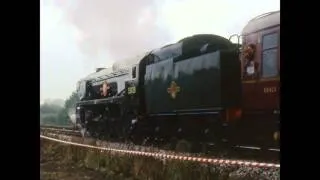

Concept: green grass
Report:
left=40, top=138, right=280, bottom=180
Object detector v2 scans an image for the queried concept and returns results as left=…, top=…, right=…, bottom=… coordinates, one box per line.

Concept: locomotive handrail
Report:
left=77, top=95, right=125, bottom=106
left=117, top=89, right=126, bottom=96
left=228, top=34, right=242, bottom=54
left=228, top=34, right=238, bottom=41
left=228, top=34, right=243, bottom=45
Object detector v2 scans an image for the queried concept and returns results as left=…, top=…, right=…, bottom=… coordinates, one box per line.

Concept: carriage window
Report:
left=263, top=33, right=278, bottom=50
left=262, top=33, right=279, bottom=78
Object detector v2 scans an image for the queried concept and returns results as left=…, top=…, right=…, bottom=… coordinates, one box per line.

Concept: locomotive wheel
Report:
left=175, top=139, right=192, bottom=153
left=200, top=143, right=209, bottom=154
left=162, top=137, right=178, bottom=151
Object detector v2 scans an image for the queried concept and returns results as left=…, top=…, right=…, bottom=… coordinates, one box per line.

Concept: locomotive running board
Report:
left=235, top=145, right=280, bottom=152
left=77, top=96, right=125, bottom=106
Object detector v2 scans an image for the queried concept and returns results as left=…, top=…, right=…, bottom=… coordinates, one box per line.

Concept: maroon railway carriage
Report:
left=230, top=11, right=280, bottom=149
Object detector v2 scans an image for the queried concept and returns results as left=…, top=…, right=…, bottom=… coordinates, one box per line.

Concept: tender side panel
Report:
left=144, top=50, right=241, bottom=115
left=144, top=58, right=174, bottom=114
left=173, top=52, right=221, bottom=111
left=143, top=34, right=238, bottom=115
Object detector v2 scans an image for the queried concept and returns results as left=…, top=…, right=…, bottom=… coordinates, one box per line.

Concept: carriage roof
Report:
left=242, top=10, right=280, bottom=35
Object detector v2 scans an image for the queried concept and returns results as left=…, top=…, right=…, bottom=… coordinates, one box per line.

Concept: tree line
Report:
left=40, top=91, right=79, bottom=126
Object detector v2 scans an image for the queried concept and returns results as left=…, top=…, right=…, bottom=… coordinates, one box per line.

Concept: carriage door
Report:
left=241, top=28, right=280, bottom=110
left=258, top=29, right=280, bottom=110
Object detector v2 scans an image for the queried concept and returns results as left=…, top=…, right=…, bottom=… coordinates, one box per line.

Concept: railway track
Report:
left=41, top=127, right=80, bottom=136
left=40, top=126, right=279, bottom=168
left=40, top=124, right=75, bottom=129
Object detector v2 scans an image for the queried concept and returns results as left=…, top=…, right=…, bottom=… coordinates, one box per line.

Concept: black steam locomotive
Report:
left=75, top=34, right=243, bottom=151
left=75, top=10, right=280, bottom=152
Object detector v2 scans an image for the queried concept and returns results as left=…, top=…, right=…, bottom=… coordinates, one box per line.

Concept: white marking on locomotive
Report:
left=236, top=146, right=261, bottom=150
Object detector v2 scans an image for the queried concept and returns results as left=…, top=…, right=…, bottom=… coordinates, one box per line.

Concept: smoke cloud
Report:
left=54, top=0, right=172, bottom=60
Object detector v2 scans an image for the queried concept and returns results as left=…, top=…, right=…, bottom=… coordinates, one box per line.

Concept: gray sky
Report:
left=40, top=0, right=280, bottom=103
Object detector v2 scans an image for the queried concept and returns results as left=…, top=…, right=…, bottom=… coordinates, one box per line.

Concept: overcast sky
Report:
left=40, top=0, right=280, bottom=103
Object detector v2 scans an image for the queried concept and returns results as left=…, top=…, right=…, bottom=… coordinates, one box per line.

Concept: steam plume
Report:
left=54, top=0, right=172, bottom=60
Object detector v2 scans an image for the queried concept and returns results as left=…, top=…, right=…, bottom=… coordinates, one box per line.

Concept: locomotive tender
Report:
left=75, top=10, right=280, bottom=151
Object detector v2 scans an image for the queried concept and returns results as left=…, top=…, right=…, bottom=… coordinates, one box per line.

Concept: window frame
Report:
left=261, top=32, right=280, bottom=78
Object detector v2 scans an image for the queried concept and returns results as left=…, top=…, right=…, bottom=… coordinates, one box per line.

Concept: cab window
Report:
left=262, top=32, right=279, bottom=78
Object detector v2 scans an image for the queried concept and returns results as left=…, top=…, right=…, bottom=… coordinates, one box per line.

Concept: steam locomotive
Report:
left=75, top=11, right=280, bottom=152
